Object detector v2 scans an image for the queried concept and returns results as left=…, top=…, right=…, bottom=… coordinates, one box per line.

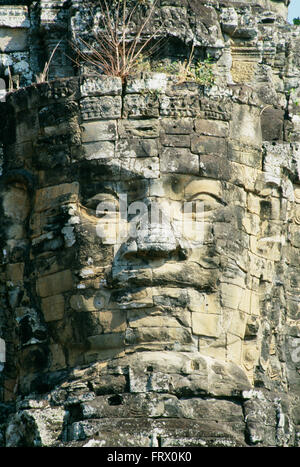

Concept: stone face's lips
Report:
left=109, top=261, right=218, bottom=292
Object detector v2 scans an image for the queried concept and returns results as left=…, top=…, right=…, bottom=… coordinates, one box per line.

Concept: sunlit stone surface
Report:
left=0, top=0, right=299, bottom=447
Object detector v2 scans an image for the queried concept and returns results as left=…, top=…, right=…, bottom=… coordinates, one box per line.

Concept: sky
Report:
left=288, top=0, right=300, bottom=23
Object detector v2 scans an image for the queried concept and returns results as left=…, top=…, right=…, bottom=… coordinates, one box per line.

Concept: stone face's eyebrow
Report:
left=84, top=193, right=120, bottom=210
left=184, top=180, right=223, bottom=199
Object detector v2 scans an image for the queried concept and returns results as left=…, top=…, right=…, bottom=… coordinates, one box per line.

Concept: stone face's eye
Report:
left=96, top=200, right=119, bottom=218
left=171, top=177, right=181, bottom=194
left=84, top=194, right=119, bottom=214
left=185, top=193, right=225, bottom=214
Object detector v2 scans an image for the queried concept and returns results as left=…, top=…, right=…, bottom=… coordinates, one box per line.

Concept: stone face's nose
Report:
left=136, top=221, right=177, bottom=256
left=121, top=203, right=178, bottom=258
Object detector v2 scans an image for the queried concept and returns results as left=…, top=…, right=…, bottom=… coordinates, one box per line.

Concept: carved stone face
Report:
left=74, top=171, right=245, bottom=357
left=1, top=77, right=299, bottom=399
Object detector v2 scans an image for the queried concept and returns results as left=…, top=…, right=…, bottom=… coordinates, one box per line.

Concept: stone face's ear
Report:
left=1, top=171, right=34, bottom=236
left=0, top=171, right=34, bottom=267
left=2, top=182, right=30, bottom=224
left=1, top=169, right=36, bottom=195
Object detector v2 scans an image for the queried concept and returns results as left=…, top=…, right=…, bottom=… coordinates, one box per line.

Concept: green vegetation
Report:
left=151, top=51, right=215, bottom=87
left=72, top=0, right=215, bottom=86
left=71, top=0, right=160, bottom=81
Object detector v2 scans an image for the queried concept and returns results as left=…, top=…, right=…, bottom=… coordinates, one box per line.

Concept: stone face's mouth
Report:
left=107, top=260, right=219, bottom=293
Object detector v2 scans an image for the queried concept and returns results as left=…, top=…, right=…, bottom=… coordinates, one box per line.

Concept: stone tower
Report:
left=0, top=0, right=300, bottom=447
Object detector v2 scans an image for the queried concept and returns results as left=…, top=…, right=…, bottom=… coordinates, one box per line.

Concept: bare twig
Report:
left=7, top=66, right=14, bottom=92
left=36, top=40, right=62, bottom=83
left=176, top=44, right=195, bottom=84
left=71, top=0, right=161, bottom=81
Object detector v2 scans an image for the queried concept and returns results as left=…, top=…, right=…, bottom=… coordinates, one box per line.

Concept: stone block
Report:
left=161, top=148, right=199, bottom=174
left=226, top=333, right=242, bottom=365
left=83, top=141, right=115, bottom=160
left=160, top=134, right=190, bottom=148
left=229, top=161, right=258, bottom=191
left=250, top=235, right=282, bottom=261
left=195, top=119, right=229, bottom=137
left=119, top=157, right=160, bottom=179
left=80, top=96, right=122, bottom=120
left=70, top=294, right=97, bottom=312
left=247, top=193, right=260, bottom=215
left=160, top=95, right=200, bottom=117
left=242, top=213, right=260, bottom=236
left=118, top=119, right=160, bottom=139
left=115, top=139, right=158, bottom=158
left=221, top=283, right=245, bottom=310
left=89, top=374, right=127, bottom=395
left=42, top=294, right=65, bottom=322
left=0, top=6, right=30, bottom=28
left=126, top=327, right=195, bottom=352
left=220, top=7, right=238, bottom=34
left=199, top=336, right=226, bottom=360
left=99, top=311, right=126, bottom=333
left=88, top=332, right=125, bottom=350
left=80, top=76, right=122, bottom=97
left=15, top=111, right=39, bottom=143
left=148, top=176, right=189, bottom=200
left=188, top=291, right=221, bottom=314
left=49, top=343, right=66, bottom=370
left=126, top=73, right=168, bottom=94
left=295, top=187, right=300, bottom=204
left=199, top=153, right=231, bottom=181
left=225, top=310, right=248, bottom=339
left=229, top=104, right=261, bottom=147
left=6, top=262, right=24, bottom=282
left=228, top=142, right=262, bottom=168
left=238, top=289, right=252, bottom=314
left=200, top=98, right=232, bottom=121
left=160, top=118, right=194, bottom=134
left=0, top=28, right=28, bottom=52
left=180, top=397, right=244, bottom=423
left=192, top=313, right=221, bottom=337
left=6, top=407, right=66, bottom=447
left=191, top=135, right=227, bottom=155
left=261, top=107, right=284, bottom=141
left=113, top=288, right=153, bottom=309
left=34, top=182, right=79, bottom=212
left=81, top=121, right=117, bottom=142
left=290, top=224, right=300, bottom=248
left=231, top=60, right=257, bottom=84
left=123, top=94, right=159, bottom=118
left=250, top=292, right=260, bottom=316
left=42, top=121, right=79, bottom=139
left=127, top=310, right=181, bottom=328
left=36, top=270, right=73, bottom=298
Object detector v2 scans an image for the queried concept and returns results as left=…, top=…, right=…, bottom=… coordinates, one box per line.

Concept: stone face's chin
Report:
left=105, top=351, right=252, bottom=397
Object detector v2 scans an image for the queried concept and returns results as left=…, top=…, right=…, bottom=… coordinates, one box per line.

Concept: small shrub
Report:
left=193, top=54, right=215, bottom=86
left=152, top=46, right=215, bottom=87
left=71, top=0, right=161, bottom=81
